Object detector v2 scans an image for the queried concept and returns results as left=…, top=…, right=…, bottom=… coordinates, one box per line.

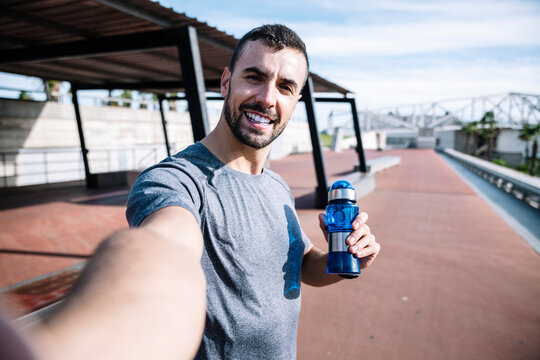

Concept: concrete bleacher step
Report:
left=339, top=171, right=376, bottom=200
left=354, top=155, right=401, bottom=173
left=341, top=156, right=401, bottom=200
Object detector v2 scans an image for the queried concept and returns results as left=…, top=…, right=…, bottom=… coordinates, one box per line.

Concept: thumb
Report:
left=318, top=212, right=329, bottom=242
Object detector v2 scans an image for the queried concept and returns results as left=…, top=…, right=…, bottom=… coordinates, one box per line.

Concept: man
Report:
left=27, top=24, right=379, bottom=360
left=126, top=24, right=379, bottom=358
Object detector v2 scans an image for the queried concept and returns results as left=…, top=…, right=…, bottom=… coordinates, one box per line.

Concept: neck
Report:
left=200, top=117, right=271, bottom=175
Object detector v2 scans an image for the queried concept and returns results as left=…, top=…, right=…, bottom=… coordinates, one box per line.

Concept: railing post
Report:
left=1, top=153, right=6, bottom=187
left=43, top=152, right=49, bottom=184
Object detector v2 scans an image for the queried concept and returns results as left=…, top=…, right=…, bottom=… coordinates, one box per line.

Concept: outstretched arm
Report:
left=30, top=206, right=206, bottom=360
left=301, top=212, right=380, bottom=287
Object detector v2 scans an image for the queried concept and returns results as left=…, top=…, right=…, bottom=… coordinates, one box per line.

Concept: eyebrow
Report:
left=242, top=66, right=300, bottom=92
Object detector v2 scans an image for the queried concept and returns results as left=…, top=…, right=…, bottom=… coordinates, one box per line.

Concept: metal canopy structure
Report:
left=0, top=0, right=365, bottom=207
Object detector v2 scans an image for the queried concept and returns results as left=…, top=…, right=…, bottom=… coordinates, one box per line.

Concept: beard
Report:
left=224, top=87, right=286, bottom=149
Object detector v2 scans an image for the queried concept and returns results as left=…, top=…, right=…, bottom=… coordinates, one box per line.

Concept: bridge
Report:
left=362, top=92, right=540, bottom=131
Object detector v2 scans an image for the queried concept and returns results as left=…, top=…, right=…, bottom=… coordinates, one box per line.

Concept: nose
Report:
left=255, top=82, right=277, bottom=109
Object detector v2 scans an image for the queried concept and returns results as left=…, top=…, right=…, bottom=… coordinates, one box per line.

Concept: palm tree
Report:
left=461, top=121, right=479, bottom=154
left=519, top=123, right=540, bottom=176
left=478, top=111, right=498, bottom=160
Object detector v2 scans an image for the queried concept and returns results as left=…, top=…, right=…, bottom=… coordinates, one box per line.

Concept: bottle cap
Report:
left=328, top=180, right=356, bottom=203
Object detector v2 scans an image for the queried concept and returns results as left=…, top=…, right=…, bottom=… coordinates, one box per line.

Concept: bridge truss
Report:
left=360, top=93, right=540, bottom=131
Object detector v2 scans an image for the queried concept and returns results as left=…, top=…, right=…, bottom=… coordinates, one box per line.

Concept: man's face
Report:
left=221, top=40, right=308, bottom=149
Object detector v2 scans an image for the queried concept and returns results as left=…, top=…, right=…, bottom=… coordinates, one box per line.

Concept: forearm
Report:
left=31, top=228, right=206, bottom=360
left=301, top=245, right=344, bottom=287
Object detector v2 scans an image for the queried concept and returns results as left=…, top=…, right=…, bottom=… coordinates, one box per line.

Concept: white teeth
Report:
left=246, top=112, right=270, bottom=124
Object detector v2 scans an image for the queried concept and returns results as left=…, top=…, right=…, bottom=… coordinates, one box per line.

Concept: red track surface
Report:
left=0, top=148, right=539, bottom=359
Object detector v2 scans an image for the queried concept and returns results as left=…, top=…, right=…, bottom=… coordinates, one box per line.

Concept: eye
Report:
left=279, top=84, right=294, bottom=95
left=245, top=74, right=262, bottom=82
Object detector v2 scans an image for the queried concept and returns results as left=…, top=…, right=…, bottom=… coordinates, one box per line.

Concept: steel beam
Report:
left=74, top=79, right=222, bottom=91
left=174, top=26, right=210, bottom=142
left=92, top=0, right=236, bottom=53
left=71, top=84, right=94, bottom=188
left=349, top=98, right=368, bottom=172
left=1, top=6, right=95, bottom=38
left=302, top=76, right=329, bottom=208
left=165, top=95, right=224, bottom=101
left=157, top=95, right=172, bottom=157
left=0, top=29, right=183, bottom=64
left=313, top=97, right=367, bottom=172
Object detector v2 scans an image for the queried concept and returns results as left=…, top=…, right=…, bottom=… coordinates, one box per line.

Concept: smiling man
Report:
left=28, top=25, right=378, bottom=360
left=126, top=24, right=380, bottom=359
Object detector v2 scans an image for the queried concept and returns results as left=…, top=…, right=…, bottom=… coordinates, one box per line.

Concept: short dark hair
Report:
left=229, top=24, right=309, bottom=76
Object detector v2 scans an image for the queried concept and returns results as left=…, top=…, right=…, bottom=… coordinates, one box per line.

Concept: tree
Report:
left=18, top=90, right=33, bottom=100
left=461, top=120, right=479, bottom=154
left=478, top=111, right=498, bottom=161
left=519, top=122, right=540, bottom=176
left=42, top=79, right=61, bottom=102
left=107, top=90, right=119, bottom=106
left=121, top=90, right=133, bottom=108
left=168, top=92, right=178, bottom=112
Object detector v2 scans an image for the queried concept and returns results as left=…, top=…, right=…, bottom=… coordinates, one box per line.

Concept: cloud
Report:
left=297, top=15, right=540, bottom=58
left=320, top=62, right=540, bottom=108
left=164, top=0, right=540, bottom=108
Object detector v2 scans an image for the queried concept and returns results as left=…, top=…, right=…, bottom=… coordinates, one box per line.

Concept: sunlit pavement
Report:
left=1, top=148, right=539, bottom=359
left=286, top=149, right=540, bottom=360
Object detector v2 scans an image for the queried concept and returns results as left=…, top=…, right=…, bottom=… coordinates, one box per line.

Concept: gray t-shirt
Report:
left=126, top=142, right=311, bottom=359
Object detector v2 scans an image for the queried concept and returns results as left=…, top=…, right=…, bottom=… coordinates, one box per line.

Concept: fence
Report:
left=443, top=148, right=540, bottom=209
left=0, top=145, right=169, bottom=188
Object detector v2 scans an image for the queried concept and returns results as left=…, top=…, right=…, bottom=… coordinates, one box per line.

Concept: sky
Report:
left=1, top=0, right=539, bottom=116
left=157, top=0, right=540, bottom=110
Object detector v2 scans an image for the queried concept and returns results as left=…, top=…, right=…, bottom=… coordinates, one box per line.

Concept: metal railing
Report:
left=0, top=145, right=167, bottom=188
left=443, top=148, right=540, bottom=209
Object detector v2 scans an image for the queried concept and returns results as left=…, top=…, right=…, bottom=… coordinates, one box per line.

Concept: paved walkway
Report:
left=0, top=148, right=539, bottom=359
left=289, top=149, right=540, bottom=360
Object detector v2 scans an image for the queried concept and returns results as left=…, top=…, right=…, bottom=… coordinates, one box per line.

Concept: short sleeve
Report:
left=300, top=228, right=311, bottom=253
left=126, top=164, right=204, bottom=227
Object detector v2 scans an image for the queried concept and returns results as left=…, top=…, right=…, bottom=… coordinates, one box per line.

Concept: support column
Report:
left=173, top=26, right=209, bottom=142
left=302, top=76, right=328, bottom=208
left=71, top=84, right=94, bottom=188
left=349, top=98, right=368, bottom=172
left=158, top=95, right=172, bottom=157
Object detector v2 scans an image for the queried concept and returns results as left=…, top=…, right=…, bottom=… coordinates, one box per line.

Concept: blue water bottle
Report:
left=326, top=180, right=361, bottom=277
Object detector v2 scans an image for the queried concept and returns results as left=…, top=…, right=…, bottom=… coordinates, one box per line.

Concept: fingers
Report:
left=357, top=240, right=381, bottom=269
left=351, top=212, right=368, bottom=229
left=346, top=223, right=370, bottom=246
left=348, top=234, right=377, bottom=258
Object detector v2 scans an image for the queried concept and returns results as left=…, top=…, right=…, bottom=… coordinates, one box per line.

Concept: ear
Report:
left=221, top=67, right=231, bottom=98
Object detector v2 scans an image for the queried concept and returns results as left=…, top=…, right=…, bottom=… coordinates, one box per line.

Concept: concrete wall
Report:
left=496, top=128, right=527, bottom=166
left=497, top=129, right=526, bottom=153
left=320, top=130, right=388, bottom=151
left=0, top=98, right=313, bottom=186
left=385, top=129, right=418, bottom=148
left=358, top=130, right=387, bottom=150
left=434, top=129, right=456, bottom=148
left=0, top=98, right=197, bottom=152
left=434, top=127, right=526, bottom=166
left=269, top=120, right=312, bottom=160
